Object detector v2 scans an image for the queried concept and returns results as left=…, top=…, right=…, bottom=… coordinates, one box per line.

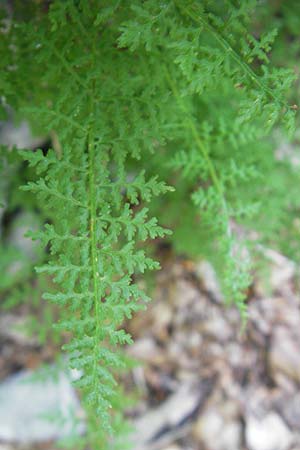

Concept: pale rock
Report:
left=195, top=260, right=222, bottom=301
left=269, top=326, right=300, bottom=384
left=128, top=337, right=164, bottom=364
left=173, top=279, right=199, bottom=310
left=8, top=211, right=42, bottom=261
left=256, top=296, right=300, bottom=329
left=186, top=330, right=202, bottom=352
left=162, top=446, right=181, bottom=450
left=248, top=301, right=272, bottom=335
left=276, top=140, right=300, bottom=168
left=201, top=313, right=232, bottom=341
left=193, top=409, right=241, bottom=450
left=270, top=260, right=295, bottom=292
left=257, top=247, right=295, bottom=291
left=0, top=120, right=44, bottom=149
left=246, top=412, right=293, bottom=450
left=0, top=368, right=84, bottom=444
left=244, top=386, right=272, bottom=418
left=0, top=314, right=38, bottom=346
left=279, top=392, right=300, bottom=429
left=152, top=302, right=173, bottom=340
left=132, top=380, right=212, bottom=450
left=152, top=303, right=172, bottom=329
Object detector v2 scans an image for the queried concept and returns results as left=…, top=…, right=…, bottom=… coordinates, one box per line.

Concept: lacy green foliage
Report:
left=0, top=147, right=58, bottom=345
left=1, top=0, right=299, bottom=447
left=116, top=0, right=297, bottom=314
left=3, top=3, right=172, bottom=447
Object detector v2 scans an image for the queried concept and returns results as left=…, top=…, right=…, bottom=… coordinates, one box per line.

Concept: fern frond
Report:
left=2, top=1, right=299, bottom=447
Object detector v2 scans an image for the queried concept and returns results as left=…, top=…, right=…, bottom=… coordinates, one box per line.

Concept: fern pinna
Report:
left=1, top=0, right=297, bottom=448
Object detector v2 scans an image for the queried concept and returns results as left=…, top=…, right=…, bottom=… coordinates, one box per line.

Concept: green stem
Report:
left=174, top=1, right=286, bottom=109
left=163, top=65, right=232, bottom=240
left=88, top=124, right=102, bottom=388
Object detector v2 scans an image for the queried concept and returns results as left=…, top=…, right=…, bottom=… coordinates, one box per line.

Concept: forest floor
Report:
left=1, top=245, right=300, bottom=450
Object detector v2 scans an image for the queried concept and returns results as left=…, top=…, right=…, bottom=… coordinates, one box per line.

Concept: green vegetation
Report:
left=1, top=1, right=300, bottom=448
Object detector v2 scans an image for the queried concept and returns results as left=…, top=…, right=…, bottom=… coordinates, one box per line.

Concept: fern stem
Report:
left=174, top=1, right=286, bottom=109
left=87, top=124, right=102, bottom=391
left=163, top=65, right=232, bottom=241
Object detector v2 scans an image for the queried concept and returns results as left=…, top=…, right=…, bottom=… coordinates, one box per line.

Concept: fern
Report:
left=20, top=110, right=171, bottom=446
left=1, top=0, right=299, bottom=447
left=8, top=3, right=172, bottom=447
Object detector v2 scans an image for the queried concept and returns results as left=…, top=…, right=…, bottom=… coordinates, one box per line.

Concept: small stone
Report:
left=257, top=247, right=295, bottom=292
left=128, top=337, right=165, bottom=365
left=162, top=446, right=181, bottom=450
left=0, top=120, right=44, bottom=149
left=245, top=412, right=293, bottom=450
left=0, top=314, right=38, bottom=346
left=256, top=296, right=300, bottom=329
left=193, top=409, right=242, bottom=450
left=132, top=381, right=211, bottom=450
left=0, top=367, right=84, bottom=444
left=201, top=313, right=232, bottom=341
left=279, top=392, right=300, bottom=429
left=195, top=260, right=222, bottom=302
left=8, top=211, right=42, bottom=261
left=269, top=326, right=300, bottom=384
left=152, top=303, right=173, bottom=341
